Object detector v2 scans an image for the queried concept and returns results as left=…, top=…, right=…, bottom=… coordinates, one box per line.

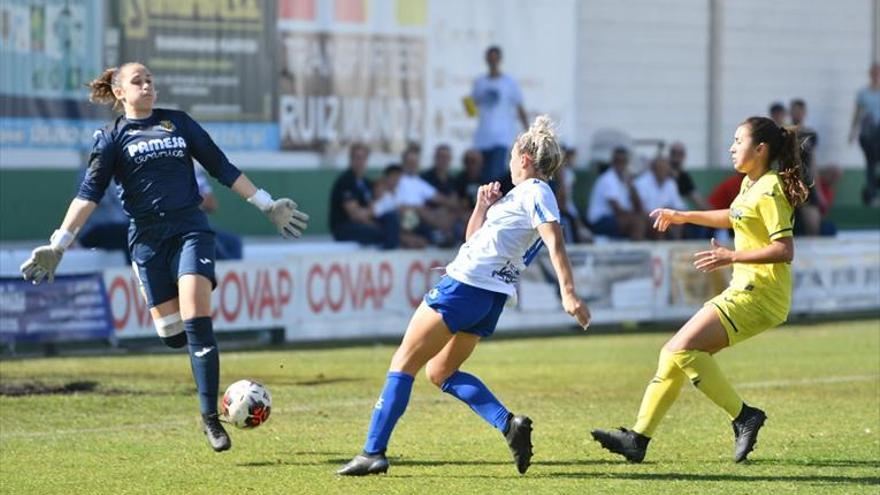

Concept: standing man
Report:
left=849, top=62, right=880, bottom=206
left=471, top=46, right=529, bottom=183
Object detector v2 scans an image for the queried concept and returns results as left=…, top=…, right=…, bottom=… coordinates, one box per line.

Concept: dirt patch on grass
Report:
left=0, top=380, right=137, bottom=397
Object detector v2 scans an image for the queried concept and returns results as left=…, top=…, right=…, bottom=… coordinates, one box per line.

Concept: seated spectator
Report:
left=455, top=148, right=484, bottom=213
left=669, top=142, right=708, bottom=210
left=707, top=173, right=745, bottom=210
left=78, top=177, right=130, bottom=263
left=195, top=165, right=243, bottom=260
left=329, top=143, right=400, bottom=249
left=554, top=146, right=592, bottom=243
left=396, top=146, right=458, bottom=246
left=634, top=156, right=686, bottom=239
left=817, top=164, right=842, bottom=215
left=586, top=147, right=646, bottom=240
left=421, top=144, right=458, bottom=198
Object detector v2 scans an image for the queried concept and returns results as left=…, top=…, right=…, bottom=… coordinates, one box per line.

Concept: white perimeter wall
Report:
left=575, top=0, right=875, bottom=169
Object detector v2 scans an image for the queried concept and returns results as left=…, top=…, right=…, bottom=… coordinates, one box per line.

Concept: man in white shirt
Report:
left=395, top=147, right=459, bottom=246
left=587, top=147, right=646, bottom=240
left=634, top=156, right=686, bottom=239
left=472, top=46, right=529, bottom=183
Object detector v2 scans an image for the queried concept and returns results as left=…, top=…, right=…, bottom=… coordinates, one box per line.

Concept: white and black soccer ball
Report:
left=221, top=379, right=272, bottom=429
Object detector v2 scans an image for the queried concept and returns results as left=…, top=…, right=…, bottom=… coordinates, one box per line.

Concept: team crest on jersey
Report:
left=159, top=120, right=175, bottom=132
left=491, top=261, right=520, bottom=285
left=729, top=207, right=743, bottom=220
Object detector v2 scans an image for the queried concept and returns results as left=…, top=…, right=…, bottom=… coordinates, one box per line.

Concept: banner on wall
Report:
left=113, top=0, right=279, bottom=150
left=0, top=0, right=107, bottom=150
left=277, top=33, right=426, bottom=155
left=90, top=238, right=880, bottom=342
left=0, top=274, right=113, bottom=344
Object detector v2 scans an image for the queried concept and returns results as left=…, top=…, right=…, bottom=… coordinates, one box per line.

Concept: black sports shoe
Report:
left=336, top=452, right=389, bottom=476
left=201, top=413, right=231, bottom=452
left=590, top=427, right=650, bottom=463
left=732, top=404, right=767, bottom=463
left=504, top=414, right=533, bottom=474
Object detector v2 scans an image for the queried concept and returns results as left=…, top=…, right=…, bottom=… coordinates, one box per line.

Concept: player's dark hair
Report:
left=88, top=67, right=121, bottom=110
left=742, top=116, right=809, bottom=207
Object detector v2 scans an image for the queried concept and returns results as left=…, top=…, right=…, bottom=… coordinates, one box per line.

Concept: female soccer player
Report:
left=591, top=116, right=809, bottom=463
left=337, top=116, right=592, bottom=477
left=19, top=63, right=309, bottom=452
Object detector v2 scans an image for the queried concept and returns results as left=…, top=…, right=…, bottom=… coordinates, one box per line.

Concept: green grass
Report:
left=1, top=319, right=878, bottom=495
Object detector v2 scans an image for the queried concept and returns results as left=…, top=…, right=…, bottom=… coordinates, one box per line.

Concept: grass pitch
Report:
left=1, top=319, right=878, bottom=494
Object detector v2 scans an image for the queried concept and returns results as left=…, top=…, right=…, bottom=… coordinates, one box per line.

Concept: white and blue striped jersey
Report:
left=445, top=178, right=560, bottom=298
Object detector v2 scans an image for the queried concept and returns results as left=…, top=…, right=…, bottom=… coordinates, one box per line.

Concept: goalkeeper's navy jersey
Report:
left=77, top=108, right=242, bottom=223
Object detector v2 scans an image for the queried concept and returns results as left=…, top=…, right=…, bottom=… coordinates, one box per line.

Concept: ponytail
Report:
left=88, top=67, right=121, bottom=110
left=742, top=117, right=809, bottom=207
left=776, top=125, right=809, bottom=207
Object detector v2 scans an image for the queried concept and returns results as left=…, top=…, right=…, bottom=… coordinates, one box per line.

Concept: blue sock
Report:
left=363, top=371, right=414, bottom=455
left=184, top=317, right=219, bottom=414
left=442, top=371, right=510, bottom=432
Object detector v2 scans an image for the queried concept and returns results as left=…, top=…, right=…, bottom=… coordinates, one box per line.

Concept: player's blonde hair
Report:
left=515, top=115, right=564, bottom=180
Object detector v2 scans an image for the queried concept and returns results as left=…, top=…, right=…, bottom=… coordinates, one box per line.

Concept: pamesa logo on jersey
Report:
left=127, top=136, right=187, bottom=157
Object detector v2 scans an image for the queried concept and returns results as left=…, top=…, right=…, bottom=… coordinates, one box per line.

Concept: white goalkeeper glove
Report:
left=20, top=229, right=75, bottom=284
left=248, top=189, right=309, bottom=239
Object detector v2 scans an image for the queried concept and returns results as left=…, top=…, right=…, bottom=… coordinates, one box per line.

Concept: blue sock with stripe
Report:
left=363, top=371, right=414, bottom=454
left=441, top=371, right=510, bottom=432
left=184, top=316, right=219, bottom=414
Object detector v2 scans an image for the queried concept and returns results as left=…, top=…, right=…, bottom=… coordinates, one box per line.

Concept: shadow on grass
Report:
left=748, top=458, right=880, bottom=469
left=547, top=471, right=880, bottom=485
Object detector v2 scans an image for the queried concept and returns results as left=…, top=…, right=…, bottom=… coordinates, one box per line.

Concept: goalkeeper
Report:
left=19, top=63, right=309, bottom=453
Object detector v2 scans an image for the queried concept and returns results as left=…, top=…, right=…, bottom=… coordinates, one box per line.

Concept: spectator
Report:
left=707, top=173, right=744, bottom=210
left=668, top=142, right=708, bottom=210
left=587, top=147, right=646, bottom=240
left=77, top=176, right=130, bottom=263
left=421, top=144, right=457, bottom=197
left=849, top=62, right=880, bottom=206
left=769, top=101, right=787, bottom=126
left=373, top=164, right=429, bottom=249
left=554, top=146, right=592, bottom=243
left=789, top=99, right=828, bottom=237
left=329, top=143, right=400, bottom=249
left=455, top=148, right=484, bottom=213
left=471, top=45, right=529, bottom=183
left=396, top=147, right=458, bottom=246
left=195, top=166, right=243, bottom=260
left=817, top=164, right=843, bottom=216
left=634, top=156, right=686, bottom=239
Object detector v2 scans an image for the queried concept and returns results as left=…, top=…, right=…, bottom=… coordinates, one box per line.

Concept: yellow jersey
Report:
left=727, top=170, right=794, bottom=318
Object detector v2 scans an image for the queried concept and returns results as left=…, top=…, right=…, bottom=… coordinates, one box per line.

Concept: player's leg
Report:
left=426, top=332, right=533, bottom=474
left=175, top=232, right=229, bottom=452
left=338, top=302, right=453, bottom=476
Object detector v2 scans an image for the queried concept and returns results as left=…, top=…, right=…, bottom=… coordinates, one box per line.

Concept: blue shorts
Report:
left=424, top=276, right=507, bottom=338
left=130, top=230, right=217, bottom=307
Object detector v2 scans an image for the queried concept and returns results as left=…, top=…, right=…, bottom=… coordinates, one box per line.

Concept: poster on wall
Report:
left=276, top=0, right=427, bottom=157
left=0, top=0, right=106, bottom=150
left=114, top=0, right=279, bottom=150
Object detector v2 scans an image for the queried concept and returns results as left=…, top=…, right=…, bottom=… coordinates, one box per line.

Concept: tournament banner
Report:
left=104, top=260, right=297, bottom=338
left=0, top=274, right=112, bottom=344
left=277, top=31, right=426, bottom=155
left=0, top=0, right=106, bottom=150
left=790, top=239, right=880, bottom=313
left=114, top=0, right=278, bottom=150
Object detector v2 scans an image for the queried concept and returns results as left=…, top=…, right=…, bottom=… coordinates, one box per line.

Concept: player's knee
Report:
left=425, top=362, right=451, bottom=388
left=155, top=312, right=185, bottom=348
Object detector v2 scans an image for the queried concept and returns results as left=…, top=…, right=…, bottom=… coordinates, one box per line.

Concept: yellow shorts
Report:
left=706, top=287, right=788, bottom=346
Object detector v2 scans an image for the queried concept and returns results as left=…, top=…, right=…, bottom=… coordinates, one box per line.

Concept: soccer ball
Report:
left=221, top=379, right=272, bottom=429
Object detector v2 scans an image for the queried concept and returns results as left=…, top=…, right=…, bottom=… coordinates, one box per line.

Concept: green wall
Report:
left=0, top=168, right=876, bottom=241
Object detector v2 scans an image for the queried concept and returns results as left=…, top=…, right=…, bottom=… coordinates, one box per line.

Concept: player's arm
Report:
left=465, top=181, right=502, bottom=240
left=693, top=237, right=793, bottom=272
left=650, top=208, right=731, bottom=231
left=229, top=174, right=309, bottom=239
left=20, top=130, right=115, bottom=284
left=537, top=221, right=591, bottom=329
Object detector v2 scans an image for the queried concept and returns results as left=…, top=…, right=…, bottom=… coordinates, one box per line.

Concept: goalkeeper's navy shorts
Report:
left=424, top=275, right=507, bottom=338
left=128, top=210, right=217, bottom=307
